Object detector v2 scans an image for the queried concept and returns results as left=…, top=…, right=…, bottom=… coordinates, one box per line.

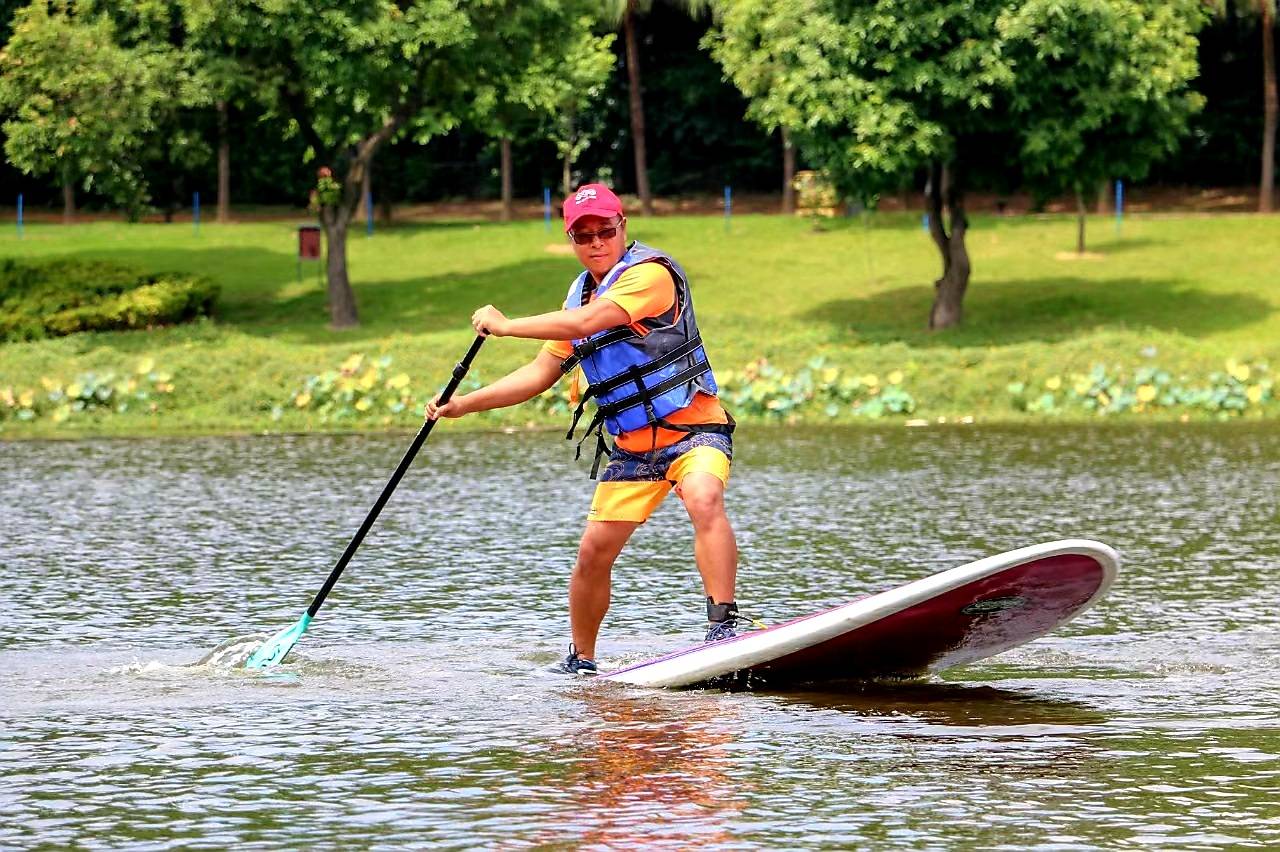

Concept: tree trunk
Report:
left=781, top=126, right=796, bottom=214
left=316, top=121, right=400, bottom=328
left=216, top=99, right=231, bottom=223
left=361, top=164, right=372, bottom=229
left=623, top=2, right=653, bottom=216
left=380, top=189, right=392, bottom=226
left=563, top=111, right=578, bottom=197
left=1076, top=187, right=1088, bottom=254
left=321, top=208, right=359, bottom=329
left=164, top=174, right=179, bottom=223
left=500, top=137, right=514, bottom=222
left=61, top=164, right=75, bottom=224
left=926, top=160, right=971, bottom=330
left=1262, top=0, right=1277, bottom=213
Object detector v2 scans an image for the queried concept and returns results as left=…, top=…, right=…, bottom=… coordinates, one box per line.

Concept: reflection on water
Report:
left=1, top=424, right=1278, bottom=848
left=763, top=682, right=1109, bottom=730
left=546, top=686, right=748, bottom=848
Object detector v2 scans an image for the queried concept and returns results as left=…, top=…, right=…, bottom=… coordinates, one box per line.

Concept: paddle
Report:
left=245, top=334, right=487, bottom=669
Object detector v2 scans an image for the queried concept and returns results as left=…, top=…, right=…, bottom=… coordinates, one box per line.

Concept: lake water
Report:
left=2, top=425, right=1278, bottom=848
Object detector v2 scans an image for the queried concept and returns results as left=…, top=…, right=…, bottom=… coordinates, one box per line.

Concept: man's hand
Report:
left=472, top=305, right=509, bottom=337
left=425, top=393, right=469, bottom=421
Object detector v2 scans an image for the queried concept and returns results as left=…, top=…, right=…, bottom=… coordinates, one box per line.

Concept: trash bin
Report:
left=297, top=225, right=322, bottom=281
left=298, top=225, right=322, bottom=259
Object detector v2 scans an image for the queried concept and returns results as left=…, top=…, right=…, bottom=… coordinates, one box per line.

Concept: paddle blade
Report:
left=244, top=612, right=313, bottom=670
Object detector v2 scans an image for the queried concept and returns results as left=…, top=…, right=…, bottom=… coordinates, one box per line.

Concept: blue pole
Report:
left=16, top=194, right=23, bottom=239
left=922, top=213, right=929, bottom=232
left=1114, top=180, right=1123, bottom=236
left=365, top=190, right=373, bottom=236
left=193, top=192, right=200, bottom=234
left=724, top=185, right=732, bottom=232
left=543, top=187, right=552, bottom=232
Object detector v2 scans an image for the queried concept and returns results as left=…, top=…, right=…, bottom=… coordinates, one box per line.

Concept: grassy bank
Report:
left=1, top=211, right=1277, bottom=439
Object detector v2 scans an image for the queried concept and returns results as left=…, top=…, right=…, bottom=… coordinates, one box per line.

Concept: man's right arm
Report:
left=426, top=348, right=564, bottom=419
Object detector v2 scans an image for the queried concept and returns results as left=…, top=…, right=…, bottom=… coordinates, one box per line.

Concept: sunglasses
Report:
left=568, top=218, right=623, bottom=245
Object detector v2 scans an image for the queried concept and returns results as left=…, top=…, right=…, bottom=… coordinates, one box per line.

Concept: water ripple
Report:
left=2, top=424, right=1278, bottom=848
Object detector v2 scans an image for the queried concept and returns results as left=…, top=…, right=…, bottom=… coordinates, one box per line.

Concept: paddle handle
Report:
left=305, top=335, right=486, bottom=618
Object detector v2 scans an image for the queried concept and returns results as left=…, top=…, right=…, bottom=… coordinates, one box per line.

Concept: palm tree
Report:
left=1223, top=0, right=1279, bottom=211
left=607, top=0, right=709, bottom=216
left=781, top=126, right=796, bottom=214
left=1261, top=0, right=1276, bottom=212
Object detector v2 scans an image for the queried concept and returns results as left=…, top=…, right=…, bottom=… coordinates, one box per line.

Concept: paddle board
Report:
left=602, top=539, right=1118, bottom=689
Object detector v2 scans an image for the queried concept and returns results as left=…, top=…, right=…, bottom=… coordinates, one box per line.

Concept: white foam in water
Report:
left=191, top=635, right=266, bottom=669
left=107, top=636, right=266, bottom=676
left=108, top=659, right=179, bottom=676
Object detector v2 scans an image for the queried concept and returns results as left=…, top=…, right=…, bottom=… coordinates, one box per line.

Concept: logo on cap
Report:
left=574, top=188, right=597, bottom=205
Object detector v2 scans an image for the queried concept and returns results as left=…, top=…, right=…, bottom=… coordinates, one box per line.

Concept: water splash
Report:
left=190, top=634, right=267, bottom=669
left=106, top=635, right=265, bottom=677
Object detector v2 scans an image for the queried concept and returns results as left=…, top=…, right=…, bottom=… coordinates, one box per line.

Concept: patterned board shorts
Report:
left=588, top=432, right=733, bottom=523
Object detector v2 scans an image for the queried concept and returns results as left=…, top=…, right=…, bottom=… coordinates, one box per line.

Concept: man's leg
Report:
left=570, top=519, right=640, bottom=661
left=676, top=471, right=738, bottom=604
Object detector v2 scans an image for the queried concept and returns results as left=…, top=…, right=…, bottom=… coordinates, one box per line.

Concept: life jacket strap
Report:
left=564, top=334, right=707, bottom=442
left=559, top=326, right=637, bottom=374
left=595, top=357, right=713, bottom=421
left=571, top=409, right=613, bottom=479
left=651, top=408, right=736, bottom=437
left=574, top=409, right=735, bottom=480
left=581, top=334, right=706, bottom=400
left=564, top=382, right=601, bottom=442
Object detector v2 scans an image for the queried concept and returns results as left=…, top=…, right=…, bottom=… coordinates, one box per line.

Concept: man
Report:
left=426, top=184, right=738, bottom=675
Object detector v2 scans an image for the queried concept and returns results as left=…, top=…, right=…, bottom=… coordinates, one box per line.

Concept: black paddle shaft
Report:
left=305, top=335, right=486, bottom=618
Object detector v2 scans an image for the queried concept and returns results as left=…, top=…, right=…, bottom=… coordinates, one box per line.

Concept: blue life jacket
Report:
left=559, top=241, right=732, bottom=476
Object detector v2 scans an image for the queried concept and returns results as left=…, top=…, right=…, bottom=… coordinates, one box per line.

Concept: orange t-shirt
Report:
left=542, top=261, right=727, bottom=452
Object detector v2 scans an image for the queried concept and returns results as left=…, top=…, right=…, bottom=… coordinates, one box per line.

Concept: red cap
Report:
left=563, top=183, right=624, bottom=233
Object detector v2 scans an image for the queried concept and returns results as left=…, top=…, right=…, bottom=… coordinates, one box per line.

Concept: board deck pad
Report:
left=602, top=539, right=1119, bottom=689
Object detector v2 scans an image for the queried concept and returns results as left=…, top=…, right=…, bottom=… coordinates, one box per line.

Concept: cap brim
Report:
left=565, top=207, right=623, bottom=232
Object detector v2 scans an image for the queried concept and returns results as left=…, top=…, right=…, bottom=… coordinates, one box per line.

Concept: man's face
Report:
left=568, top=214, right=626, bottom=280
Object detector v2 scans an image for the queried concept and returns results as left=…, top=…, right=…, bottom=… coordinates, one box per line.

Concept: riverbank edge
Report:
left=3, top=408, right=1276, bottom=442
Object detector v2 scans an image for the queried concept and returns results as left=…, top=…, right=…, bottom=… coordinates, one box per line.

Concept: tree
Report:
left=1216, top=0, right=1278, bottom=211
left=205, top=57, right=250, bottom=224
left=0, top=1, right=183, bottom=219
left=1264, top=0, right=1278, bottom=211
left=709, top=0, right=1205, bottom=328
left=605, top=1, right=710, bottom=216
left=83, top=1, right=219, bottom=223
left=1002, top=0, right=1205, bottom=253
left=781, top=127, right=796, bottom=214
left=182, top=1, right=484, bottom=328
left=539, top=24, right=617, bottom=198
left=468, top=7, right=614, bottom=221
left=185, top=0, right=603, bottom=328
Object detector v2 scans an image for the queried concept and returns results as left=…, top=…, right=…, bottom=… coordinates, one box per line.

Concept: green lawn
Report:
left=1, top=211, right=1277, bottom=438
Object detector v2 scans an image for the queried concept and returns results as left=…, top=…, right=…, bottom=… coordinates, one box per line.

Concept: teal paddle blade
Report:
left=245, top=612, right=312, bottom=670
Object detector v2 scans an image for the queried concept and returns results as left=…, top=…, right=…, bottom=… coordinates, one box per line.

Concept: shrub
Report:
left=276, top=353, right=482, bottom=424
left=530, top=357, right=917, bottom=422
left=0, top=358, right=177, bottom=423
left=0, top=258, right=218, bottom=341
left=719, top=357, right=916, bottom=420
left=1007, top=359, right=1274, bottom=418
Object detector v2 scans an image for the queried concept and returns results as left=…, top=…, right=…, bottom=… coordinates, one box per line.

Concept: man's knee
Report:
left=575, top=538, right=610, bottom=572
left=680, top=476, right=726, bottom=525
left=575, top=523, right=630, bottom=574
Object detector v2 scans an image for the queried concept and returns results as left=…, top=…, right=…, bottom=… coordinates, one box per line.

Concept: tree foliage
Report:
left=465, top=7, right=614, bottom=214
left=709, top=0, right=1205, bottom=326
left=0, top=0, right=205, bottom=217
left=1003, top=1, right=1205, bottom=203
left=181, top=0, right=607, bottom=327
